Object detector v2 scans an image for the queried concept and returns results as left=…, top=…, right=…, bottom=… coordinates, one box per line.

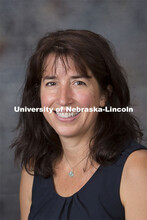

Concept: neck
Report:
left=59, top=134, right=92, bottom=166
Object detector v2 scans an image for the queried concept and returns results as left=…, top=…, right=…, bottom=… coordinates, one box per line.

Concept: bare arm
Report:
left=20, top=168, right=34, bottom=220
left=120, top=149, right=147, bottom=220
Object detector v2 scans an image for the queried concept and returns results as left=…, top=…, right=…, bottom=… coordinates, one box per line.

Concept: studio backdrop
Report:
left=0, top=0, right=146, bottom=219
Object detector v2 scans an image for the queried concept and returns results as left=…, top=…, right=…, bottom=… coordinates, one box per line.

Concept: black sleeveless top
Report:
left=28, top=141, right=146, bottom=220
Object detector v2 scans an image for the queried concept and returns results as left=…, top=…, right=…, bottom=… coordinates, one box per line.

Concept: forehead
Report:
left=42, top=53, right=91, bottom=77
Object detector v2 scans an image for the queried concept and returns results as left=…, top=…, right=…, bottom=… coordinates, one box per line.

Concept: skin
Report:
left=40, top=54, right=106, bottom=164
left=40, top=54, right=106, bottom=140
left=20, top=54, right=147, bottom=220
left=120, top=150, right=147, bottom=220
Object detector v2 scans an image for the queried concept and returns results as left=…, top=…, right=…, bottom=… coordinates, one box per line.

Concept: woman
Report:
left=12, top=30, right=147, bottom=220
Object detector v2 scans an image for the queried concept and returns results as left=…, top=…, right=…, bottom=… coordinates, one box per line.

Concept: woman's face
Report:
left=40, top=54, right=106, bottom=139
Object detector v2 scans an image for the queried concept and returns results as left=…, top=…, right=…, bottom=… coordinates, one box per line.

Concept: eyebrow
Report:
left=42, top=75, right=91, bottom=81
left=71, top=75, right=92, bottom=79
left=42, top=76, right=56, bottom=81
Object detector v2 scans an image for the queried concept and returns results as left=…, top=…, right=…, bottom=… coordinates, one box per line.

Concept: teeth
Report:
left=56, top=112, right=79, bottom=118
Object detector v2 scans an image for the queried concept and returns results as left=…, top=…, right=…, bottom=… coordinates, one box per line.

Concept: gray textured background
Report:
left=0, top=0, right=147, bottom=219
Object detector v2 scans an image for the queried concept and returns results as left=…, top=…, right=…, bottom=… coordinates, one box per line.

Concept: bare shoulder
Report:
left=20, top=167, right=34, bottom=198
left=20, top=167, right=34, bottom=220
left=120, top=149, right=147, bottom=220
left=120, top=149, right=147, bottom=195
left=122, top=149, right=147, bottom=175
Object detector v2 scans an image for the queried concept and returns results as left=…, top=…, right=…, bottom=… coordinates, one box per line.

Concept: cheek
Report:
left=40, top=91, right=54, bottom=107
left=74, top=91, right=97, bottom=107
left=40, top=93, right=47, bottom=107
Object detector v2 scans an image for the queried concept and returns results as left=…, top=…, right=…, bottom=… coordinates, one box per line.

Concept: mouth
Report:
left=55, top=111, right=80, bottom=119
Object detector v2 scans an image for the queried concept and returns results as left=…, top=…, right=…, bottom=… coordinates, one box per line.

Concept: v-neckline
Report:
left=51, top=164, right=102, bottom=199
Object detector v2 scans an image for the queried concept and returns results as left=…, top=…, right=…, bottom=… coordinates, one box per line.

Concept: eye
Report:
left=74, top=81, right=86, bottom=86
left=46, top=82, right=56, bottom=87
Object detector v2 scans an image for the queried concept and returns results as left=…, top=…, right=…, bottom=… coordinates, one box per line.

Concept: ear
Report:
left=99, top=94, right=107, bottom=107
left=99, top=85, right=113, bottom=107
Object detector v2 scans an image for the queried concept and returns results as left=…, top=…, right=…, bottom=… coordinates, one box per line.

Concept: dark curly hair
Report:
left=11, top=29, right=143, bottom=178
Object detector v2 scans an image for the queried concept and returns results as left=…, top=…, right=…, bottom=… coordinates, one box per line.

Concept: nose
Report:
left=57, top=84, right=73, bottom=106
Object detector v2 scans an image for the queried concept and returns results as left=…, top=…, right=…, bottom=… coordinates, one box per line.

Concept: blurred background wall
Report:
left=0, top=0, right=146, bottom=219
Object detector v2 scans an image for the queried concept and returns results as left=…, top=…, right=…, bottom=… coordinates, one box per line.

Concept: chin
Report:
left=54, top=128, right=79, bottom=138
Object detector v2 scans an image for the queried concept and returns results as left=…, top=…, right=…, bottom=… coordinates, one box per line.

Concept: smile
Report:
left=55, top=112, right=80, bottom=118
